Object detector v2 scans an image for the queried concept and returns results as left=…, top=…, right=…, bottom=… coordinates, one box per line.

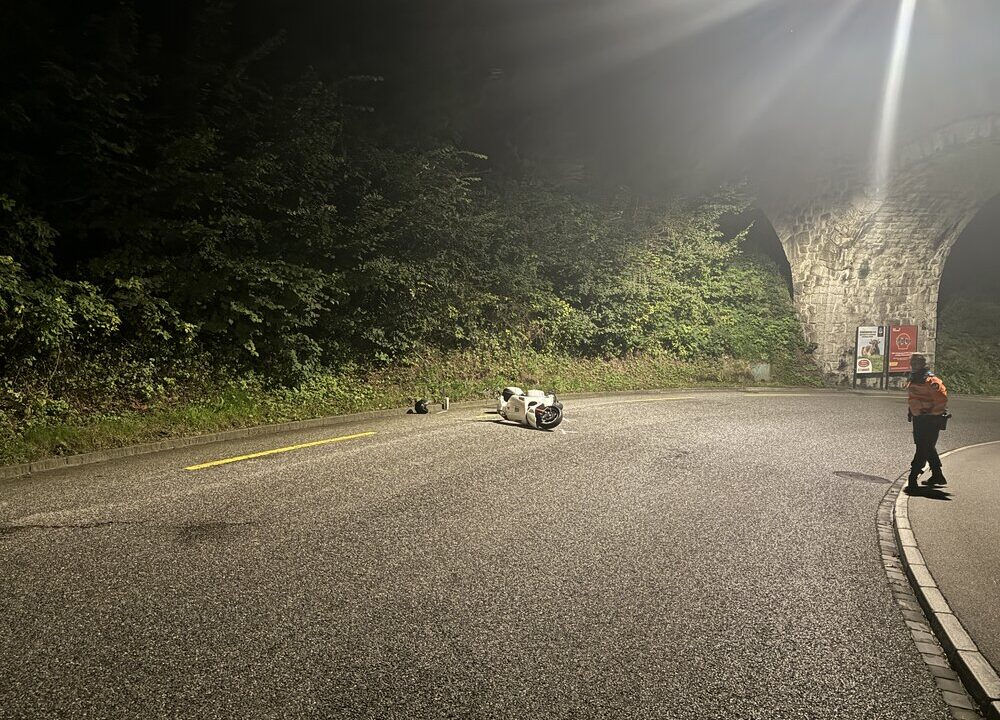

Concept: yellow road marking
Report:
left=184, top=431, right=377, bottom=471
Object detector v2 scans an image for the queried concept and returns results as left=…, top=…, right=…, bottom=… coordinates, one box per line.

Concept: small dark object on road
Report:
left=407, top=399, right=430, bottom=414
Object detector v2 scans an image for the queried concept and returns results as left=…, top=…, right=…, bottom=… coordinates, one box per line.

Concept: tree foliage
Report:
left=0, top=0, right=811, bottom=432
left=936, top=297, right=1000, bottom=394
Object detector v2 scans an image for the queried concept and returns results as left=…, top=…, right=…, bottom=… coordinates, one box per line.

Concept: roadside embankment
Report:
left=1, top=349, right=821, bottom=466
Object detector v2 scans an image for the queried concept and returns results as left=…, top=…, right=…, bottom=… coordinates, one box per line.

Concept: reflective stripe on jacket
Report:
left=908, top=372, right=948, bottom=416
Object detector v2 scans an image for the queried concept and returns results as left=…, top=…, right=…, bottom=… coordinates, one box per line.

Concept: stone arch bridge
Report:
left=758, top=115, right=1000, bottom=381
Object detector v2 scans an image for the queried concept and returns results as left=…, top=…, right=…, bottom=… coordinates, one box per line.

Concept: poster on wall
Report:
left=856, top=326, right=886, bottom=375
left=888, top=325, right=919, bottom=374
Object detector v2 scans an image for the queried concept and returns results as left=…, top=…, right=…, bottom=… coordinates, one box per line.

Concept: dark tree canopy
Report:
left=1, top=0, right=809, bottom=439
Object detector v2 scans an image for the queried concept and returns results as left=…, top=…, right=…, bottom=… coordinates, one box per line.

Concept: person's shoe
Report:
left=929, top=469, right=947, bottom=485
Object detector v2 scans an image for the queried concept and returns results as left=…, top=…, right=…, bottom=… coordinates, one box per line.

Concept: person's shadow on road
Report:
left=904, top=485, right=952, bottom=501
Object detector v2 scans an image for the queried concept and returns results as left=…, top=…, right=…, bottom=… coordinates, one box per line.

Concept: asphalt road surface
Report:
left=3, top=390, right=1000, bottom=720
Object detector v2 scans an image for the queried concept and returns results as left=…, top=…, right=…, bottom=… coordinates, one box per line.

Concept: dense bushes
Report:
left=936, top=298, right=1000, bottom=395
left=0, top=1, right=816, bottom=458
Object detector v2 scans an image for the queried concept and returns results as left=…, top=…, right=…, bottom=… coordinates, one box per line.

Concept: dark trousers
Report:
left=910, top=415, right=941, bottom=477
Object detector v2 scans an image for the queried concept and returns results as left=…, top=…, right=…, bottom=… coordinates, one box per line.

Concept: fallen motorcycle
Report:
left=496, top=387, right=564, bottom=430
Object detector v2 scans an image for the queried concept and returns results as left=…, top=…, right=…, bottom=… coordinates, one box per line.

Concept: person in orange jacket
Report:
left=906, top=353, right=948, bottom=492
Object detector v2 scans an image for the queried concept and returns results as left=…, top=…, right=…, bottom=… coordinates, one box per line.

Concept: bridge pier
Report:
left=773, top=195, right=978, bottom=380
left=760, top=117, right=1000, bottom=382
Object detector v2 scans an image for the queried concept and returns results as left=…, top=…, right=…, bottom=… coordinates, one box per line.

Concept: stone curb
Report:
left=879, top=478, right=981, bottom=719
left=0, top=387, right=773, bottom=482
left=895, top=474, right=1000, bottom=720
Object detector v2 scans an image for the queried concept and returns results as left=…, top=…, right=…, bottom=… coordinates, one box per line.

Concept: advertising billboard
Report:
left=856, top=326, right=886, bottom=375
left=888, top=325, right=919, bottom=374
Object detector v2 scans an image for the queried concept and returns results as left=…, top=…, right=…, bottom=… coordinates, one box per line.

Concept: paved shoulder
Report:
left=908, top=442, right=1000, bottom=701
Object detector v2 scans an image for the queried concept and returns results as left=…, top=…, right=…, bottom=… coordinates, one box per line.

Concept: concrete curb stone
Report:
left=895, top=475, right=1000, bottom=720
left=879, top=475, right=982, bottom=718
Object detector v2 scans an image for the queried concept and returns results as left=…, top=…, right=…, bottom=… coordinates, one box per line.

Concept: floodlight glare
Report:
left=873, top=0, right=918, bottom=199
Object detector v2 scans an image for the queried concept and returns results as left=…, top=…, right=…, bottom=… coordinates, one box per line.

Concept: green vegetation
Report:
left=936, top=298, right=1000, bottom=395
left=0, top=1, right=819, bottom=465
left=2, top=348, right=820, bottom=465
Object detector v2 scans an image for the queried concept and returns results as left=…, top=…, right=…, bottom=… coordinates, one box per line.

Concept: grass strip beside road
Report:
left=2, top=350, right=824, bottom=467
left=184, top=431, right=377, bottom=471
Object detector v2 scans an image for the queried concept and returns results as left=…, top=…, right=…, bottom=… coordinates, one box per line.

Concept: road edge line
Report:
left=183, top=431, right=377, bottom=471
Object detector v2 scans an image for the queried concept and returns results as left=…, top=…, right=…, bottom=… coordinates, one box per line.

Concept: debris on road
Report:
left=496, top=387, right=564, bottom=430
left=407, top=399, right=430, bottom=414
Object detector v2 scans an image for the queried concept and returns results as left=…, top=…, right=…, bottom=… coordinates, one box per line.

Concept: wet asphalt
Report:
left=2, top=389, right=1000, bottom=720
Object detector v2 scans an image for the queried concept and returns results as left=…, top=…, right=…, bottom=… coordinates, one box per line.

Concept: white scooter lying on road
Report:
left=496, top=387, right=564, bottom=430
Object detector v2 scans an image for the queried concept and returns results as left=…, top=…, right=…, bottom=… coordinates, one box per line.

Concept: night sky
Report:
left=226, top=1, right=1000, bottom=191
left=163, top=0, right=1000, bottom=292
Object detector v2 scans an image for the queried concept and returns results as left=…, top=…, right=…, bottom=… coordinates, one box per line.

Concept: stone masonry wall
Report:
left=760, top=117, right=1000, bottom=381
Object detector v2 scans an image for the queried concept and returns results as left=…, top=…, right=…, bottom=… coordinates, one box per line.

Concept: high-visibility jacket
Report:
left=908, top=371, right=948, bottom=416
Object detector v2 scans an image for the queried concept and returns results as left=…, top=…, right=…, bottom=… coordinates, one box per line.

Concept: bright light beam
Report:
left=531, top=0, right=779, bottom=95
left=872, top=0, right=918, bottom=200
left=707, top=0, right=862, bottom=168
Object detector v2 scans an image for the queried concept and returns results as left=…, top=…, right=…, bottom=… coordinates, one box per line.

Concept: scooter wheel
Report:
left=535, top=405, right=563, bottom=430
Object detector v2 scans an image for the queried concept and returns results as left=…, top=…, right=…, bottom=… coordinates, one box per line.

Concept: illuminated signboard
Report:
left=856, top=326, right=886, bottom=375
left=888, top=325, right=918, bottom=374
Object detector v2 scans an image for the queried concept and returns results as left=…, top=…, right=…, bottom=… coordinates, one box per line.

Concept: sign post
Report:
left=854, top=325, right=887, bottom=389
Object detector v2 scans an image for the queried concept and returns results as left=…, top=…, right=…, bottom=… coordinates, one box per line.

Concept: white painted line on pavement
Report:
left=939, top=439, right=1000, bottom=459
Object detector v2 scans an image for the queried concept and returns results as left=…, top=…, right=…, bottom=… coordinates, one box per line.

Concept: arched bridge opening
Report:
left=721, top=206, right=795, bottom=296
left=936, top=192, right=1000, bottom=392
left=742, top=209, right=794, bottom=297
